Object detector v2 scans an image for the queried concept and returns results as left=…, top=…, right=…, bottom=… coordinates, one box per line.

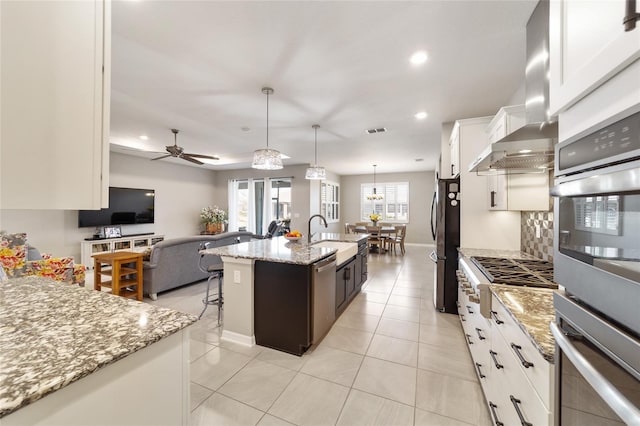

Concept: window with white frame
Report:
left=228, top=177, right=292, bottom=235
left=321, top=181, right=340, bottom=223
left=361, top=182, right=409, bottom=223
left=574, top=195, right=621, bottom=235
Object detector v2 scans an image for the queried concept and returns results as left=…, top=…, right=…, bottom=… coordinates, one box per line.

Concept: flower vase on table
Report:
left=372, top=220, right=378, bottom=226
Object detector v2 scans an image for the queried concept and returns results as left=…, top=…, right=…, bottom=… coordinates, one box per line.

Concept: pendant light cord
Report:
left=314, top=125, right=318, bottom=165
left=266, top=91, right=270, bottom=149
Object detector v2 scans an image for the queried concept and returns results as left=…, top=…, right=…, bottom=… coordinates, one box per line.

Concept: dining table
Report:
left=354, top=225, right=396, bottom=253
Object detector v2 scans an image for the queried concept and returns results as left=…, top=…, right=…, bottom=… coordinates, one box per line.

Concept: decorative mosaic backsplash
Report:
left=521, top=209, right=554, bottom=262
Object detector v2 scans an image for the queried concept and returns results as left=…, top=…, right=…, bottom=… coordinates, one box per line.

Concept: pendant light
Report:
left=252, top=87, right=283, bottom=170
left=366, top=164, right=384, bottom=200
left=305, top=124, right=326, bottom=180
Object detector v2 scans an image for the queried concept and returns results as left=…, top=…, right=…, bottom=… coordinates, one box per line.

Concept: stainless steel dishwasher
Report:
left=311, top=254, right=337, bottom=344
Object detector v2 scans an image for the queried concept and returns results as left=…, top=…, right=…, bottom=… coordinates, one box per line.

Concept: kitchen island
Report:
left=202, top=233, right=368, bottom=354
left=0, top=276, right=197, bottom=425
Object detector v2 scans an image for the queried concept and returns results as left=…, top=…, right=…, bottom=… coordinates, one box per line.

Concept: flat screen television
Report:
left=78, top=187, right=155, bottom=228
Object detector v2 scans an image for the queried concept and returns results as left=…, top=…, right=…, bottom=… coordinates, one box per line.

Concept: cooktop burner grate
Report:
left=470, top=256, right=557, bottom=288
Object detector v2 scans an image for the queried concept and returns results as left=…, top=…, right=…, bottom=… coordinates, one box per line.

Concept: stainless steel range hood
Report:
left=469, top=0, right=557, bottom=174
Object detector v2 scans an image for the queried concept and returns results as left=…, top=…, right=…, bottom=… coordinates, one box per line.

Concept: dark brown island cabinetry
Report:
left=254, top=254, right=339, bottom=356
left=336, top=240, right=368, bottom=316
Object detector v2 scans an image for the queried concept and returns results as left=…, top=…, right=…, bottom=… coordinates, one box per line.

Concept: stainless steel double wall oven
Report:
left=551, top=107, right=640, bottom=424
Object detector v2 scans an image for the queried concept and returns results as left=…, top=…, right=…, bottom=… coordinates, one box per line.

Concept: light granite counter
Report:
left=490, top=284, right=556, bottom=363
left=312, top=233, right=369, bottom=244
left=0, top=276, right=197, bottom=418
left=458, top=247, right=539, bottom=260
left=202, top=234, right=365, bottom=265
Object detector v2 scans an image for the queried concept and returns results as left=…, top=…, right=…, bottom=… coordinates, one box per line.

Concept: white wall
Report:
left=340, top=171, right=435, bottom=244
left=0, top=152, right=216, bottom=260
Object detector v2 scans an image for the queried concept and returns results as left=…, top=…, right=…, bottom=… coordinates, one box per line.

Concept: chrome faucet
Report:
left=308, top=214, right=328, bottom=243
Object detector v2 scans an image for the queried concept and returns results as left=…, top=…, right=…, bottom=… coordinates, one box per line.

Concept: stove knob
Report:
left=469, top=295, right=480, bottom=304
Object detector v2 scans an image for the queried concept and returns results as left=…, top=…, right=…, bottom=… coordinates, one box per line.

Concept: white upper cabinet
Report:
left=1, top=1, right=110, bottom=210
left=550, top=0, right=640, bottom=115
left=487, top=172, right=550, bottom=211
left=449, top=122, right=461, bottom=178
left=486, top=105, right=527, bottom=144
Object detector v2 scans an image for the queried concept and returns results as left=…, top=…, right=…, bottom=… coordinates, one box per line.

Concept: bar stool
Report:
left=198, top=242, right=224, bottom=324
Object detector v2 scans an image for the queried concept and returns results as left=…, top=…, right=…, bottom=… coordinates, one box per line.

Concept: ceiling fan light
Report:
left=252, top=148, right=283, bottom=170
left=305, top=165, right=326, bottom=180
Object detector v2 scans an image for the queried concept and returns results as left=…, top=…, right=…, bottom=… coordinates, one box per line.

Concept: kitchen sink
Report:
left=312, top=241, right=357, bottom=266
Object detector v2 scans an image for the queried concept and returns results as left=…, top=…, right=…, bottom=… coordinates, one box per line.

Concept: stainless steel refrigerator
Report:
left=429, top=177, right=460, bottom=314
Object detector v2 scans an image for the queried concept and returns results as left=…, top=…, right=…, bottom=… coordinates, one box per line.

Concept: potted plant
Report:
left=200, top=206, right=227, bottom=234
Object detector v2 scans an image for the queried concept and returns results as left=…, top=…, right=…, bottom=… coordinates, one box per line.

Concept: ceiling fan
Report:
left=151, top=128, right=219, bottom=165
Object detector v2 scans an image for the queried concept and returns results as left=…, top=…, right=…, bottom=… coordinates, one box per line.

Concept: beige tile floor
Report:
left=144, top=244, right=492, bottom=426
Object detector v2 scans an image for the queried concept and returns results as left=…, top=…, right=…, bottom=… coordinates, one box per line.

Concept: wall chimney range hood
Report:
left=469, top=0, right=557, bottom=174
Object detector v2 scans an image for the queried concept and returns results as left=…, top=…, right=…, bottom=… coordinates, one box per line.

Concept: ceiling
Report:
left=110, top=0, right=537, bottom=175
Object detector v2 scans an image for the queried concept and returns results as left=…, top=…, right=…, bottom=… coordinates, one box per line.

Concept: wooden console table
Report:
left=93, top=251, right=144, bottom=301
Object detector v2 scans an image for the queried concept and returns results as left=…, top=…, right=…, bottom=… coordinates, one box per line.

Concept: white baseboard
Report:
left=221, top=329, right=256, bottom=347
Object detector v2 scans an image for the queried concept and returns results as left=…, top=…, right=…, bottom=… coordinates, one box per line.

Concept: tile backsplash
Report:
left=521, top=210, right=554, bottom=262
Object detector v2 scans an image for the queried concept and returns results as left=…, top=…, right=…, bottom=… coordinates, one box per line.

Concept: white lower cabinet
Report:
left=458, top=285, right=554, bottom=425
left=81, top=235, right=164, bottom=268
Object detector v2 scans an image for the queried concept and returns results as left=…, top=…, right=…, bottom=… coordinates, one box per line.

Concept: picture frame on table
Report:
left=103, top=226, right=122, bottom=239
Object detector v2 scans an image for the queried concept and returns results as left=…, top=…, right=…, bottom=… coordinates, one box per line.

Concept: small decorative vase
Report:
left=372, top=220, right=378, bottom=226
left=206, top=223, right=216, bottom=233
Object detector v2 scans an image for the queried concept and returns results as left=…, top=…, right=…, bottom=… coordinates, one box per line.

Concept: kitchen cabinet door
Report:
left=550, top=0, right=640, bottom=115
left=486, top=105, right=526, bottom=144
left=487, top=172, right=549, bottom=211
left=449, top=122, right=461, bottom=177
left=0, top=0, right=110, bottom=209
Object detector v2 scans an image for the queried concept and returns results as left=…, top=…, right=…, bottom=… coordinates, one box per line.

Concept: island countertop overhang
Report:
left=201, top=233, right=367, bottom=265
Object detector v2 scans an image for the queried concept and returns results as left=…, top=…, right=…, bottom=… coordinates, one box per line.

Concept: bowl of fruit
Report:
left=284, top=230, right=303, bottom=242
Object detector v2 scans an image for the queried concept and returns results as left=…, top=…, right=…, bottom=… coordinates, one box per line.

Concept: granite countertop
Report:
left=490, top=284, right=556, bottom=363
left=312, top=232, right=368, bottom=244
left=203, top=234, right=363, bottom=265
left=458, top=247, right=539, bottom=260
left=0, top=276, right=197, bottom=418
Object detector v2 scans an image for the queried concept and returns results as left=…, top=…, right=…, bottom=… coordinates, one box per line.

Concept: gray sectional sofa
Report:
left=143, top=231, right=254, bottom=300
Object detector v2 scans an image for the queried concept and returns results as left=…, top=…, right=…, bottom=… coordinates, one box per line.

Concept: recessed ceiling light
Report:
left=410, top=51, right=428, bottom=65
left=139, top=135, right=148, bottom=140
left=414, top=111, right=427, bottom=120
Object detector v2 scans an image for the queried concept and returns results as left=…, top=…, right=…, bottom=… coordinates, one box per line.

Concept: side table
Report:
left=93, top=251, right=144, bottom=301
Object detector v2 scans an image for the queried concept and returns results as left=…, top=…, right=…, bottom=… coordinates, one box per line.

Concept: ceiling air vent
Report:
left=366, top=127, right=387, bottom=134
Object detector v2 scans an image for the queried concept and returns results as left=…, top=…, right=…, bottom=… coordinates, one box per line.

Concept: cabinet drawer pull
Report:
left=510, top=395, right=533, bottom=426
left=490, top=190, right=497, bottom=207
left=460, top=314, right=466, bottom=322
left=488, top=402, right=504, bottom=426
left=510, top=343, right=534, bottom=368
left=466, top=305, right=474, bottom=314
left=474, top=362, right=486, bottom=379
left=465, top=333, right=473, bottom=345
left=490, top=310, right=504, bottom=324
left=489, top=350, right=503, bottom=369
left=475, top=327, right=486, bottom=340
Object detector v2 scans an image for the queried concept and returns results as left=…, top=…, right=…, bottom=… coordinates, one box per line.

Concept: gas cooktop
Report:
left=470, top=256, right=557, bottom=289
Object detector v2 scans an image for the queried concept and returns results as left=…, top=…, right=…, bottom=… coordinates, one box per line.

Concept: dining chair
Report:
left=386, top=225, right=407, bottom=255
left=365, top=225, right=384, bottom=253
